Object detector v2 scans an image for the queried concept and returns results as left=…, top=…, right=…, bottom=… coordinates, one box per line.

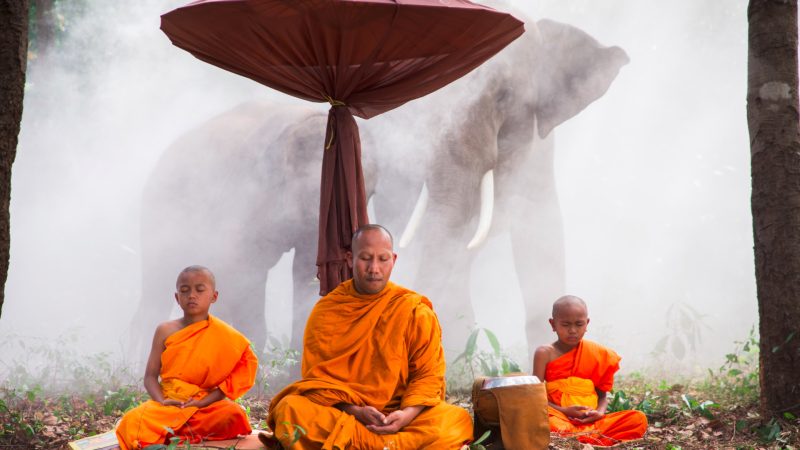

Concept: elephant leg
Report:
left=412, top=188, right=482, bottom=358
left=130, top=251, right=184, bottom=366
left=212, top=263, right=270, bottom=354
left=287, top=242, right=319, bottom=379
left=290, top=242, right=319, bottom=352
left=504, top=140, right=566, bottom=361
left=418, top=236, right=479, bottom=357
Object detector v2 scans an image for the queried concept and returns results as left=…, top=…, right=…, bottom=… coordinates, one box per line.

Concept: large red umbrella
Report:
left=161, top=0, right=524, bottom=294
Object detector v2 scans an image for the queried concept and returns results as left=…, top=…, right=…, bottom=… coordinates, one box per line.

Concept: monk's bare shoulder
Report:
left=533, top=344, right=556, bottom=365
left=532, top=344, right=555, bottom=380
left=153, top=319, right=183, bottom=345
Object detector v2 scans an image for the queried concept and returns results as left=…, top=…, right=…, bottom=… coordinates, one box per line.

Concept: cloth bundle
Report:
left=472, top=375, right=549, bottom=449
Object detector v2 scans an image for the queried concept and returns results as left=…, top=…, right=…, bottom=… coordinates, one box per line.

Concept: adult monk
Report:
left=116, top=266, right=258, bottom=449
left=263, top=224, right=473, bottom=449
left=532, top=295, right=648, bottom=446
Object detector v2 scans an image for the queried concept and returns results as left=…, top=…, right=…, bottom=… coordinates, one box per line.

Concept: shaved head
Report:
left=352, top=224, right=393, bottom=251
left=177, top=265, right=216, bottom=289
left=552, top=295, right=588, bottom=318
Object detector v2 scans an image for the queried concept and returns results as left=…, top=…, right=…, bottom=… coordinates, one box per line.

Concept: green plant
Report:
left=280, top=421, right=306, bottom=446
left=103, top=386, right=146, bottom=415
left=702, top=326, right=759, bottom=406
left=606, top=389, right=658, bottom=415
left=255, top=336, right=300, bottom=397
left=0, top=330, right=140, bottom=396
left=452, top=327, right=521, bottom=380
left=468, top=429, right=491, bottom=450
left=679, top=393, right=718, bottom=419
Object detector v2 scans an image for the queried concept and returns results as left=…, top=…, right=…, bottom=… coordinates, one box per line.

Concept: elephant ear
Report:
left=534, top=19, right=629, bottom=138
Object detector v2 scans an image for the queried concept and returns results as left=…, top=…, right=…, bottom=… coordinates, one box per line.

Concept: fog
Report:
left=0, top=0, right=753, bottom=384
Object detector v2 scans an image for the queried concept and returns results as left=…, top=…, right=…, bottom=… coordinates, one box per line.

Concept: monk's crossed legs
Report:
left=271, top=395, right=472, bottom=449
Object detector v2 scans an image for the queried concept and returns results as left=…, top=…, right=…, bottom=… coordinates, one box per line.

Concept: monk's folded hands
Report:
left=160, top=399, right=182, bottom=407
left=181, top=387, right=225, bottom=409
left=366, top=405, right=426, bottom=434
left=569, top=408, right=605, bottom=425
left=338, top=403, right=386, bottom=427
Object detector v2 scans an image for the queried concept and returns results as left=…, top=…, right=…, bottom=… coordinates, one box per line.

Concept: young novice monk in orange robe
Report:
left=533, top=295, right=647, bottom=447
left=116, top=266, right=258, bottom=450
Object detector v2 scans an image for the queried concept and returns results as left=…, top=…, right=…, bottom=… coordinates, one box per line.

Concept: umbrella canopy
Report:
left=161, top=0, right=524, bottom=294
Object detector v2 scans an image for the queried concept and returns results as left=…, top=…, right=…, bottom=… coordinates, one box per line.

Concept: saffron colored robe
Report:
left=267, top=280, right=473, bottom=449
left=545, top=340, right=647, bottom=447
left=116, top=315, right=258, bottom=450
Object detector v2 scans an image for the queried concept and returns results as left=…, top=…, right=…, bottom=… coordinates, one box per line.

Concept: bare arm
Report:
left=596, top=389, right=609, bottom=414
left=182, top=387, right=225, bottom=409
left=533, top=345, right=591, bottom=419
left=144, top=323, right=181, bottom=406
left=144, top=323, right=182, bottom=407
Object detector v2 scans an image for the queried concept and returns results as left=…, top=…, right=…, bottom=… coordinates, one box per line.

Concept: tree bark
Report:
left=0, top=1, right=28, bottom=319
left=747, top=0, right=800, bottom=416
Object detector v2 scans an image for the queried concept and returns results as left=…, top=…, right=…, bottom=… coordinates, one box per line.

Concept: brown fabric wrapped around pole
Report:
left=317, top=105, right=368, bottom=294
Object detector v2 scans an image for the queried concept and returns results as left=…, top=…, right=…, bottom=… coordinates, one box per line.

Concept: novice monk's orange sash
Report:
left=267, top=280, right=473, bottom=450
left=116, top=315, right=258, bottom=450
left=545, top=340, right=647, bottom=447
left=546, top=376, right=598, bottom=410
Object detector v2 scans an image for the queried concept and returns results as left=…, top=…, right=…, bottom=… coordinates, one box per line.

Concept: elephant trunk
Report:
left=467, top=169, right=495, bottom=250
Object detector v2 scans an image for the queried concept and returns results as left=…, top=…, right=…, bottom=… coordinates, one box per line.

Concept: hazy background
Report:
left=0, top=0, right=753, bottom=381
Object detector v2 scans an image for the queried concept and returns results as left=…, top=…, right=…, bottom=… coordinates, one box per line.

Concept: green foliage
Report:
left=103, top=386, right=147, bottom=415
left=468, top=429, right=491, bottom=450
left=0, top=330, right=140, bottom=396
left=606, top=389, right=658, bottom=416
left=701, top=326, right=759, bottom=406
left=451, top=328, right=521, bottom=381
left=254, top=336, right=300, bottom=397
left=280, top=421, right=306, bottom=446
left=679, top=394, right=719, bottom=419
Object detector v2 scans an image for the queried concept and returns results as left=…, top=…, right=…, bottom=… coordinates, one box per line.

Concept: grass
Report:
left=1, top=328, right=798, bottom=449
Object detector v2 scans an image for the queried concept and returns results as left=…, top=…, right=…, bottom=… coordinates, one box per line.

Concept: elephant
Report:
left=369, top=14, right=629, bottom=359
left=129, top=11, right=627, bottom=370
left=128, top=101, right=376, bottom=362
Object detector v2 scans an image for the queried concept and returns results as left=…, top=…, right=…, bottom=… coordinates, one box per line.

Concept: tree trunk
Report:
left=747, top=0, right=800, bottom=416
left=0, top=1, right=28, bottom=319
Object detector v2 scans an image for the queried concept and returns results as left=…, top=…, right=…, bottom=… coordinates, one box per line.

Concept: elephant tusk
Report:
left=398, top=183, right=429, bottom=248
left=467, top=169, right=494, bottom=250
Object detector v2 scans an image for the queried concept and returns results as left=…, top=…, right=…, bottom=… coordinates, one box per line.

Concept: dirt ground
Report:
left=1, top=390, right=798, bottom=450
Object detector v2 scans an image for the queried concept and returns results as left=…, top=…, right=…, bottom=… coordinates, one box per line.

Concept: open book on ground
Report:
left=68, top=430, right=268, bottom=450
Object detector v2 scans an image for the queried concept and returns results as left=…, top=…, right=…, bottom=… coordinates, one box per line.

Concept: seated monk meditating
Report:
left=263, top=224, right=473, bottom=449
left=116, top=266, right=259, bottom=449
left=532, top=295, right=648, bottom=447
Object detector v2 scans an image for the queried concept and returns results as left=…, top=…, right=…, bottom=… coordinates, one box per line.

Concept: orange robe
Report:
left=267, top=280, right=473, bottom=449
left=545, top=340, right=647, bottom=447
left=116, top=315, right=258, bottom=450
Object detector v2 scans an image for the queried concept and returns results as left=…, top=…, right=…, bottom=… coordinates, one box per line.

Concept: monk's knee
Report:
left=631, top=410, right=648, bottom=429
left=273, top=394, right=310, bottom=417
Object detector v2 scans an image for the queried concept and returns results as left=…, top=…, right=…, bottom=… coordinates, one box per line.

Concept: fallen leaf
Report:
left=43, top=414, right=58, bottom=426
